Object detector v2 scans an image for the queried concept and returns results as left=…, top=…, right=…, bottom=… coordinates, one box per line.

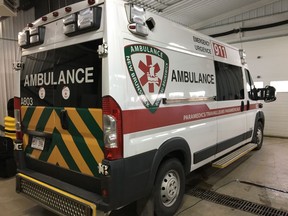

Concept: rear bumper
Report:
left=16, top=170, right=108, bottom=215
left=15, top=148, right=157, bottom=213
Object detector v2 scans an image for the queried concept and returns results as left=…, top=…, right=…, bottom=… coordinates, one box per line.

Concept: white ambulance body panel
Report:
left=105, top=0, right=258, bottom=170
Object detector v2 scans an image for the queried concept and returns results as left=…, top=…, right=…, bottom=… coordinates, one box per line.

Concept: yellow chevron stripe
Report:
left=31, top=109, right=55, bottom=160
left=21, top=106, right=30, bottom=150
left=29, top=107, right=45, bottom=158
left=54, top=115, right=93, bottom=176
left=21, top=106, right=28, bottom=121
left=28, top=106, right=44, bottom=130
left=44, top=109, right=56, bottom=133
left=60, top=132, right=93, bottom=176
left=68, top=109, right=104, bottom=164
left=23, top=134, right=29, bottom=149
left=89, top=108, right=103, bottom=130
left=47, top=146, right=69, bottom=169
left=32, top=149, right=42, bottom=159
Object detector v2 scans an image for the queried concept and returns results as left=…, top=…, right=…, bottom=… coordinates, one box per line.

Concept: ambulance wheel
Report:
left=154, top=158, right=185, bottom=216
left=254, top=121, right=263, bottom=150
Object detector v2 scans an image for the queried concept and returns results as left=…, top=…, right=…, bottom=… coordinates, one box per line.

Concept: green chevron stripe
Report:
left=25, top=142, right=34, bottom=155
left=39, top=128, right=80, bottom=172
left=55, top=109, right=99, bottom=176
left=22, top=107, right=35, bottom=129
left=77, top=109, right=104, bottom=148
left=36, top=107, right=53, bottom=131
left=22, top=107, right=35, bottom=155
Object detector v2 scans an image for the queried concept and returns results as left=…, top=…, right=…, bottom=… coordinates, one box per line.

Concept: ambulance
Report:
left=14, top=0, right=276, bottom=215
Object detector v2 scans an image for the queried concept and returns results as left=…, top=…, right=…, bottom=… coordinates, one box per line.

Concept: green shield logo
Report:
left=124, top=44, right=169, bottom=113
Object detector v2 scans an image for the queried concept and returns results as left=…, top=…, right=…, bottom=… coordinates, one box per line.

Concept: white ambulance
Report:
left=14, top=0, right=276, bottom=215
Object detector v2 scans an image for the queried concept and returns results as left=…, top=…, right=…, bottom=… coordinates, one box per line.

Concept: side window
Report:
left=214, top=61, right=244, bottom=101
left=244, top=69, right=255, bottom=99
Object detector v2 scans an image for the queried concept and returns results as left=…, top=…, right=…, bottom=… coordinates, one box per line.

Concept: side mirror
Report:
left=256, top=86, right=276, bottom=102
left=264, top=86, right=276, bottom=102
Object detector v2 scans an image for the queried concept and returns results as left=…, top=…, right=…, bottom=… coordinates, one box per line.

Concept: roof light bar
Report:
left=63, top=6, right=102, bottom=37
left=18, top=26, right=45, bottom=49
left=18, top=31, right=28, bottom=47
left=78, top=7, right=94, bottom=29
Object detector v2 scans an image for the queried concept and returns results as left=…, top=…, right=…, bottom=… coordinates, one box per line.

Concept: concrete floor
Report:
left=1, top=137, right=288, bottom=216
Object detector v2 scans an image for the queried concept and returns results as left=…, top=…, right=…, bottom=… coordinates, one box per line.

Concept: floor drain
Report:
left=188, top=188, right=288, bottom=216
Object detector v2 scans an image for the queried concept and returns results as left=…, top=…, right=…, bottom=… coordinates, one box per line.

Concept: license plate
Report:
left=31, top=137, right=45, bottom=151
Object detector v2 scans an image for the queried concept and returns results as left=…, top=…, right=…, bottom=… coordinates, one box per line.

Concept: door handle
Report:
left=60, top=110, right=69, bottom=130
left=241, top=101, right=244, bottom=112
left=247, top=100, right=250, bottom=110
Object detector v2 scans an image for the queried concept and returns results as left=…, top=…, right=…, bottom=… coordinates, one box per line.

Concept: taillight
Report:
left=102, top=96, right=123, bottom=160
left=14, top=97, right=23, bottom=141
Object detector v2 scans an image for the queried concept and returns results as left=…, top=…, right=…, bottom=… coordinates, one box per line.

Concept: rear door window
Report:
left=21, top=39, right=102, bottom=108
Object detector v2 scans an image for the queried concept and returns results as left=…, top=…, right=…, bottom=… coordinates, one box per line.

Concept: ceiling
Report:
left=127, top=0, right=284, bottom=29
left=139, top=0, right=267, bottom=27
left=126, top=0, right=288, bottom=42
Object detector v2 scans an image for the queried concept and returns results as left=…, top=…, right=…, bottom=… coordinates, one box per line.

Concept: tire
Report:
left=253, top=121, right=264, bottom=150
left=154, top=158, right=185, bottom=216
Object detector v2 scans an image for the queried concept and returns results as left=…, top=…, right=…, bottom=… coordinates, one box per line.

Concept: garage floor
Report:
left=1, top=137, right=288, bottom=216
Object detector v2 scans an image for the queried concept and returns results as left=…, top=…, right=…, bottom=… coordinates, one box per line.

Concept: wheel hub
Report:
left=257, top=127, right=262, bottom=144
left=160, top=170, right=180, bottom=207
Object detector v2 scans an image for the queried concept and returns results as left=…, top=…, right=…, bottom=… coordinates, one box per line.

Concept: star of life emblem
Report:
left=125, top=44, right=169, bottom=113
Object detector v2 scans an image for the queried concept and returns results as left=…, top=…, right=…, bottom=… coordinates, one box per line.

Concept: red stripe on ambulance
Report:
left=123, top=104, right=258, bottom=134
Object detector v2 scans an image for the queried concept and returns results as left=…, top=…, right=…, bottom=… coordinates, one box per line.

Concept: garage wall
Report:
left=234, top=36, right=288, bottom=137
left=0, top=8, right=34, bottom=126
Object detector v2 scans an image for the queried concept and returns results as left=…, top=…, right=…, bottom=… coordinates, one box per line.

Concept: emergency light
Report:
left=18, top=26, right=45, bottom=49
left=239, top=49, right=247, bottom=65
left=63, top=14, right=77, bottom=34
left=130, top=5, right=145, bottom=24
left=126, top=4, right=150, bottom=37
left=78, top=7, right=94, bottom=29
left=63, top=6, right=101, bottom=36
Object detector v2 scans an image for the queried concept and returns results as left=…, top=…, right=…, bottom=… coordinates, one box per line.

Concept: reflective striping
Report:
left=22, top=106, right=35, bottom=130
left=40, top=128, right=81, bottom=172
left=89, top=108, right=103, bottom=130
left=21, top=106, right=28, bottom=122
left=22, top=106, right=34, bottom=154
left=44, top=109, right=56, bottom=133
left=58, top=132, right=93, bottom=176
left=36, top=107, right=53, bottom=132
left=61, top=108, right=100, bottom=176
left=29, top=106, right=45, bottom=130
left=32, top=149, right=42, bottom=160
left=79, top=109, right=103, bottom=142
left=54, top=109, right=93, bottom=175
left=23, top=134, right=29, bottom=149
left=29, top=107, right=46, bottom=158
left=76, top=109, right=104, bottom=164
left=47, top=146, right=69, bottom=169
left=21, top=106, right=104, bottom=177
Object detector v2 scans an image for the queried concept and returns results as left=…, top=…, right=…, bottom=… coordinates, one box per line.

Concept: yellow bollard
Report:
left=4, top=116, right=16, bottom=141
